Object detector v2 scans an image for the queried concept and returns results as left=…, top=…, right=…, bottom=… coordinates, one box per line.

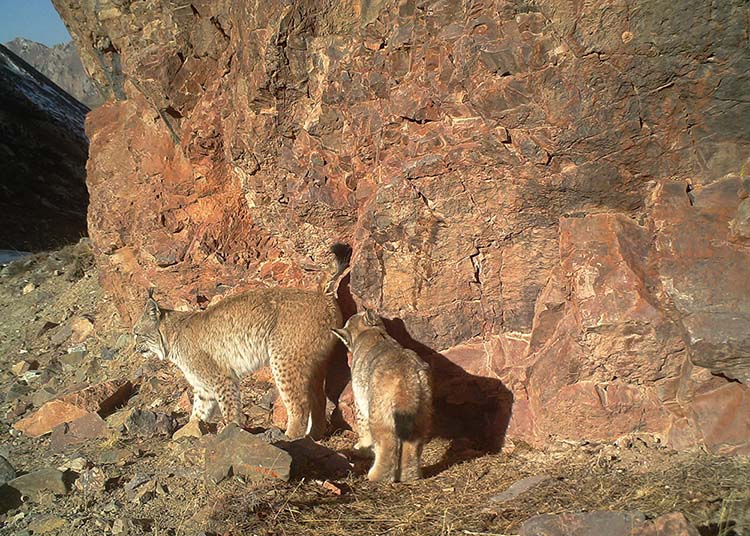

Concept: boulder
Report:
left=520, top=510, right=700, bottom=536
left=521, top=511, right=646, bottom=536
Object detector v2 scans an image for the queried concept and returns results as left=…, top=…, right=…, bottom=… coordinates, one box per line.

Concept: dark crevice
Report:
left=399, top=115, right=435, bottom=125
left=686, top=182, right=695, bottom=206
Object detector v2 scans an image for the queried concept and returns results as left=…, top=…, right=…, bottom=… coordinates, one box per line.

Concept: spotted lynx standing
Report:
left=133, top=244, right=351, bottom=439
left=333, top=310, right=432, bottom=482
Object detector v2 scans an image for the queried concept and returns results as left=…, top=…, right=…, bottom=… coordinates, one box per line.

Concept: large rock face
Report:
left=54, top=0, right=750, bottom=454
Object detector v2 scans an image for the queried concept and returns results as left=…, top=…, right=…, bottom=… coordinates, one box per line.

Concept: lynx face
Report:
left=133, top=296, right=168, bottom=361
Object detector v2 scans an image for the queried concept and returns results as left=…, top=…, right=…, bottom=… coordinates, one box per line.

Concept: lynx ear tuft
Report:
left=331, top=328, right=352, bottom=348
left=146, top=294, right=161, bottom=320
left=147, top=287, right=155, bottom=300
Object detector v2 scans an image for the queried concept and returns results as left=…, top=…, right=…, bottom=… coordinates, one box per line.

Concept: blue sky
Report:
left=0, top=0, right=71, bottom=46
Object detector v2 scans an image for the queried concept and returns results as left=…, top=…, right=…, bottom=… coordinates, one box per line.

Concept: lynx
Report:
left=133, top=244, right=351, bottom=439
left=333, top=310, right=432, bottom=482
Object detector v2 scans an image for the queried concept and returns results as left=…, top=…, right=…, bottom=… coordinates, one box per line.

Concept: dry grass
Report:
left=203, top=437, right=750, bottom=536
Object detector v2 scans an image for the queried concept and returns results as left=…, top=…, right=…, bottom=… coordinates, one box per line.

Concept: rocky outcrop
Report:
left=0, top=44, right=89, bottom=251
left=4, top=38, right=103, bottom=108
left=54, top=0, right=750, bottom=453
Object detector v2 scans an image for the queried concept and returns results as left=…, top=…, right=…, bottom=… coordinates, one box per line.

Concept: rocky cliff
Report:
left=5, top=38, right=104, bottom=109
left=53, top=0, right=750, bottom=454
left=0, top=44, right=89, bottom=251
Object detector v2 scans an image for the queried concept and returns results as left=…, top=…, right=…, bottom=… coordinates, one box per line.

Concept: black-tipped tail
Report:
left=324, top=243, right=352, bottom=295
left=394, top=411, right=417, bottom=441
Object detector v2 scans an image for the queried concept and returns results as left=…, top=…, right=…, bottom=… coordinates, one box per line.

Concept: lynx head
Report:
left=133, top=288, right=168, bottom=360
left=332, top=308, right=384, bottom=349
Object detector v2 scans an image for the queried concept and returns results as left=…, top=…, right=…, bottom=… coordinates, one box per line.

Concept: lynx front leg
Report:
left=191, top=389, right=217, bottom=422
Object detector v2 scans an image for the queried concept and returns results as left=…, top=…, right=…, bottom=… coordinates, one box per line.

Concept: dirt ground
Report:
left=0, top=243, right=748, bottom=536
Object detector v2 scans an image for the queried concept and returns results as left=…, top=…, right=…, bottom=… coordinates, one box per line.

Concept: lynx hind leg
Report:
left=367, top=423, right=399, bottom=482
left=214, top=376, right=242, bottom=427
left=400, top=440, right=424, bottom=481
left=306, top=365, right=328, bottom=440
left=271, top=361, right=309, bottom=439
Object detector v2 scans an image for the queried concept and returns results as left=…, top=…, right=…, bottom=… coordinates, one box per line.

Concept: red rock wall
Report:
left=54, top=0, right=750, bottom=453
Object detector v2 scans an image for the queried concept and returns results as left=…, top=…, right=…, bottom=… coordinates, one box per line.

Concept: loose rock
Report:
left=61, top=379, right=133, bottom=414
left=0, top=455, right=16, bottom=485
left=7, top=468, right=70, bottom=498
left=50, top=412, right=109, bottom=451
left=124, top=409, right=177, bottom=438
left=204, top=424, right=292, bottom=484
left=13, top=400, right=89, bottom=437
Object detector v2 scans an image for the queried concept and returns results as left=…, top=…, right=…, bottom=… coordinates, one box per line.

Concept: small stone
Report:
left=0, top=455, right=16, bottom=485
left=74, top=466, right=108, bottom=494
left=319, top=480, right=350, bottom=495
left=172, top=419, right=211, bottom=440
left=487, top=474, right=552, bottom=505
left=97, top=448, right=132, bottom=466
left=5, top=399, right=31, bottom=420
left=20, top=369, right=42, bottom=383
left=60, top=351, right=86, bottom=370
left=21, top=282, right=35, bottom=294
left=27, top=515, right=67, bottom=534
left=11, top=360, right=37, bottom=376
left=112, top=517, right=133, bottom=535
left=7, top=468, right=70, bottom=497
left=69, top=316, right=94, bottom=344
left=123, top=473, right=150, bottom=494
left=124, top=409, right=177, bottom=438
left=13, top=400, right=89, bottom=437
left=57, top=457, right=88, bottom=473
left=37, top=321, right=59, bottom=337
left=30, top=386, right=57, bottom=408
left=631, top=512, right=701, bottom=536
left=5, top=382, right=31, bottom=402
left=174, top=390, right=192, bottom=414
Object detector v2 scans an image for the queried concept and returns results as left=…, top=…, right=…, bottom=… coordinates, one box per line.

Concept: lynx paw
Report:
left=352, top=442, right=374, bottom=458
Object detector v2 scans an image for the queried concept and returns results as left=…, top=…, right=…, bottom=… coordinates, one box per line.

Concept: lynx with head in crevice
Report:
left=333, top=310, right=432, bottom=482
left=133, top=244, right=351, bottom=439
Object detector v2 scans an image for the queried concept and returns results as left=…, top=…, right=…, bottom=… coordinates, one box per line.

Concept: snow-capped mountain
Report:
left=0, top=44, right=89, bottom=251
left=5, top=37, right=103, bottom=108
